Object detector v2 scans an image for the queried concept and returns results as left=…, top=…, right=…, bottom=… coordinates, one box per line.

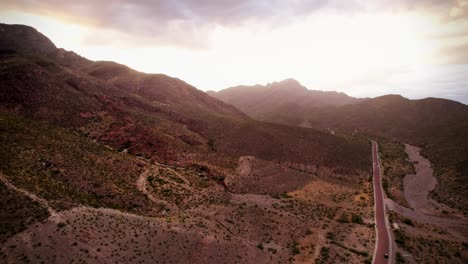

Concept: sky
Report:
left=1, top=0, right=468, bottom=104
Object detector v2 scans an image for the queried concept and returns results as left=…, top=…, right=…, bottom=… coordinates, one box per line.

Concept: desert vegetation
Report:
left=0, top=181, right=49, bottom=245
left=0, top=22, right=466, bottom=264
left=388, top=212, right=467, bottom=264
left=0, top=110, right=374, bottom=263
left=378, top=140, right=415, bottom=206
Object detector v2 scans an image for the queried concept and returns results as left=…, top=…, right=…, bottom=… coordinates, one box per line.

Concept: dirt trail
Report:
left=136, top=169, right=157, bottom=202
left=0, top=166, right=172, bottom=225
left=135, top=167, right=178, bottom=211
left=0, top=173, right=62, bottom=222
left=311, top=233, right=325, bottom=260
left=0, top=171, right=167, bottom=256
left=0, top=170, right=162, bottom=224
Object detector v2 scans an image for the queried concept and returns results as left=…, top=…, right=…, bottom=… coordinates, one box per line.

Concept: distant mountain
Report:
left=208, top=78, right=365, bottom=126
left=307, top=94, right=468, bottom=143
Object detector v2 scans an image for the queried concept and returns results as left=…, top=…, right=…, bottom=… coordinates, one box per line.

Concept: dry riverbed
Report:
left=384, top=144, right=467, bottom=264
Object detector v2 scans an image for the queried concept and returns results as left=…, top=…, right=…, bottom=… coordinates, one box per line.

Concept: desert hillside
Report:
left=0, top=23, right=370, bottom=171
left=307, top=95, right=468, bottom=213
left=1, top=0, right=467, bottom=262
left=212, top=83, right=468, bottom=213
left=0, top=23, right=376, bottom=264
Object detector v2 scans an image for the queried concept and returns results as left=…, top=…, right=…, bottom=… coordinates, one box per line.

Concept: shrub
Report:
left=396, top=252, right=406, bottom=263
left=292, top=240, right=300, bottom=255
left=402, top=218, right=414, bottom=226
left=326, top=232, right=336, bottom=240
left=207, top=138, right=215, bottom=151
left=338, top=212, right=349, bottom=223
left=351, top=213, right=364, bottom=224
left=257, top=243, right=264, bottom=250
left=319, top=247, right=330, bottom=261
left=394, top=230, right=407, bottom=247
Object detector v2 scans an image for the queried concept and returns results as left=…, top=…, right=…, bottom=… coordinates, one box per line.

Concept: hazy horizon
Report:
left=1, top=0, right=467, bottom=104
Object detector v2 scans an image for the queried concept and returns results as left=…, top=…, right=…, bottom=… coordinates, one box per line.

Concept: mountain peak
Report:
left=268, top=78, right=306, bottom=92
left=0, top=23, right=57, bottom=55
left=376, top=94, right=406, bottom=100
left=269, top=78, right=300, bottom=85
left=372, top=94, right=408, bottom=104
left=278, top=78, right=301, bottom=85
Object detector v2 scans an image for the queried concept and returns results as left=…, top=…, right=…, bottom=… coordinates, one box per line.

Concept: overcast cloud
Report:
left=1, top=0, right=467, bottom=103
left=1, top=0, right=466, bottom=47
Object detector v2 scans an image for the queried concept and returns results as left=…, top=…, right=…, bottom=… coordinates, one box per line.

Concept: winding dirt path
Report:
left=0, top=166, right=174, bottom=229
left=0, top=170, right=167, bottom=258
left=135, top=167, right=178, bottom=211
left=0, top=173, right=62, bottom=222
left=136, top=168, right=157, bottom=203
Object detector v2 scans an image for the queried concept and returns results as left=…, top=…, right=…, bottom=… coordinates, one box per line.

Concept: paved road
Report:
left=371, top=141, right=391, bottom=264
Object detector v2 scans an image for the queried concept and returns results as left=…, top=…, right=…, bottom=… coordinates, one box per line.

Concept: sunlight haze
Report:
left=1, top=0, right=467, bottom=103
left=1, top=2, right=468, bottom=263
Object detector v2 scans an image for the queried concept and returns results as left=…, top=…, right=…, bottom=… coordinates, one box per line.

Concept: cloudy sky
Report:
left=1, top=0, right=467, bottom=103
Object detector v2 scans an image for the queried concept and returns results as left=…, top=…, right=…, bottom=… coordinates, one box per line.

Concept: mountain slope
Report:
left=208, top=78, right=365, bottom=126
left=307, top=95, right=468, bottom=212
left=0, top=23, right=370, bottom=171
left=212, top=78, right=468, bottom=212
left=0, top=23, right=378, bottom=264
left=308, top=94, right=468, bottom=143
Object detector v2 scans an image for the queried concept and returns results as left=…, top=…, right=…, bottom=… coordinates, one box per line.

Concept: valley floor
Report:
left=0, top=159, right=375, bottom=264
left=380, top=143, right=467, bottom=264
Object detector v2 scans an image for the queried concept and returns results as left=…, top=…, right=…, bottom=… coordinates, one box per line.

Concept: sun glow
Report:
left=1, top=8, right=462, bottom=100
left=204, top=12, right=437, bottom=90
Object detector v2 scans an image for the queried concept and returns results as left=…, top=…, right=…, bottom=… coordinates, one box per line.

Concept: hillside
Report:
left=306, top=95, right=468, bottom=212
left=211, top=80, right=468, bottom=213
left=0, top=23, right=375, bottom=263
left=0, top=23, right=370, bottom=171
left=208, top=78, right=364, bottom=126
left=0, top=110, right=379, bottom=264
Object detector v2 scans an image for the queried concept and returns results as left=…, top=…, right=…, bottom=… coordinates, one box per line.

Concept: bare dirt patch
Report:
left=1, top=206, right=277, bottom=264
left=1, top=158, right=374, bottom=264
left=287, top=178, right=375, bottom=264
left=226, top=156, right=313, bottom=195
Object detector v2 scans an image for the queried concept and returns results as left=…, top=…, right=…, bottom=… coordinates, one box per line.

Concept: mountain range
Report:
left=207, top=79, right=365, bottom=126
left=0, top=23, right=466, bottom=264
left=0, top=23, right=376, bottom=263
left=210, top=79, right=468, bottom=212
